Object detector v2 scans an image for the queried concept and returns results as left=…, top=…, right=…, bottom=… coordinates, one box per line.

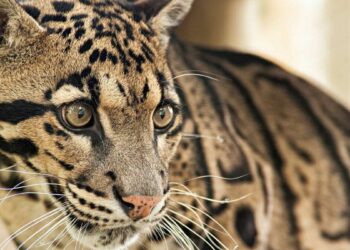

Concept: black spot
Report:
left=79, top=198, right=87, bottom=205
left=0, top=137, right=38, bottom=158
left=99, top=49, right=107, bottom=62
left=56, top=130, right=69, bottom=138
left=105, top=171, right=116, bottom=181
left=141, top=82, right=149, bottom=102
left=0, top=100, right=52, bottom=125
left=111, top=39, right=130, bottom=74
left=235, top=207, right=257, bottom=247
left=116, top=82, right=126, bottom=96
left=75, top=28, right=86, bottom=39
left=74, top=21, right=84, bottom=28
left=81, top=67, right=91, bottom=78
left=108, top=53, right=118, bottom=64
left=140, top=28, right=155, bottom=39
left=128, top=49, right=145, bottom=73
left=55, top=142, right=64, bottom=150
left=68, top=214, right=94, bottom=231
left=89, top=49, right=100, bottom=64
left=87, top=77, right=100, bottom=104
left=22, top=5, right=41, bottom=20
left=44, top=89, right=53, bottom=100
left=79, top=39, right=93, bottom=54
left=41, top=14, right=67, bottom=23
left=52, top=1, right=75, bottom=13
left=61, top=27, right=72, bottom=38
left=79, top=0, right=91, bottom=6
left=71, top=14, right=88, bottom=20
left=141, top=42, right=154, bottom=62
left=44, top=123, right=55, bottom=135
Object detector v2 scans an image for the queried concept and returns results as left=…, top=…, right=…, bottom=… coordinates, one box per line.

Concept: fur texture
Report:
left=0, top=0, right=349, bottom=250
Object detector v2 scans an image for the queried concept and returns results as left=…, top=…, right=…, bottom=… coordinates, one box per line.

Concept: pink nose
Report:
left=121, top=195, right=162, bottom=220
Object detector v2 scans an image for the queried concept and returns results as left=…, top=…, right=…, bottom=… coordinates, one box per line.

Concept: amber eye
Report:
left=62, top=103, right=93, bottom=128
left=153, top=105, right=175, bottom=130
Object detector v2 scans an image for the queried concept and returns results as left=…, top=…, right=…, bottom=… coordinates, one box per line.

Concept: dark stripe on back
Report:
left=256, top=73, right=350, bottom=239
left=198, top=47, right=276, bottom=68
left=178, top=43, right=227, bottom=127
left=256, top=163, right=269, bottom=214
left=198, top=53, right=301, bottom=248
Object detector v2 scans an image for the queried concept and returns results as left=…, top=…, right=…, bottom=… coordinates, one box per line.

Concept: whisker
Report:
left=154, top=225, right=169, bottom=250
left=166, top=214, right=215, bottom=250
left=0, top=164, right=17, bottom=172
left=172, top=200, right=239, bottom=248
left=181, top=133, right=224, bottom=143
left=62, top=217, right=79, bottom=250
left=0, top=207, right=63, bottom=250
left=170, top=188, right=252, bottom=204
left=168, top=182, right=206, bottom=210
left=0, top=182, right=64, bottom=191
left=171, top=73, right=219, bottom=82
left=173, top=70, right=228, bottom=81
left=166, top=214, right=225, bottom=250
left=80, top=224, right=89, bottom=250
left=0, top=168, right=70, bottom=183
left=27, top=216, right=66, bottom=250
left=161, top=217, right=193, bottom=250
left=168, top=201, right=232, bottom=242
left=43, top=225, right=67, bottom=249
left=41, top=213, right=71, bottom=249
left=17, top=212, right=64, bottom=250
left=167, top=208, right=228, bottom=250
left=0, top=191, right=63, bottom=203
left=183, top=174, right=251, bottom=183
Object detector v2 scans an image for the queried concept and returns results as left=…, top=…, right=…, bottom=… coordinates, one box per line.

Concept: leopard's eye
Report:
left=62, top=103, right=93, bottom=128
left=153, top=105, right=174, bottom=130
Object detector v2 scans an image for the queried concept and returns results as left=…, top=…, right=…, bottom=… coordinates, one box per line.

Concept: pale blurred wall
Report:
left=177, top=0, right=350, bottom=106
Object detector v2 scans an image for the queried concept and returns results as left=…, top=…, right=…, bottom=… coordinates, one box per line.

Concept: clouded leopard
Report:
left=0, top=0, right=349, bottom=249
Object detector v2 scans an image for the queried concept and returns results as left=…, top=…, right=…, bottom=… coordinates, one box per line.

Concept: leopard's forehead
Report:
left=19, top=0, right=162, bottom=69
left=15, top=0, right=174, bottom=110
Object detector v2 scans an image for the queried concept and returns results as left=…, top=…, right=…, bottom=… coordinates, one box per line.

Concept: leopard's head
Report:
left=0, top=0, right=193, bottom=248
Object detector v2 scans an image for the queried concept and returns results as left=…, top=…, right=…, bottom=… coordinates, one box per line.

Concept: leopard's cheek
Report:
left=6, top=114, right=91, bottom=178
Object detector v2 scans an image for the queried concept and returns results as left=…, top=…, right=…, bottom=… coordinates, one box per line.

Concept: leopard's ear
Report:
left=0, top=0, right=44, bottom=49
left=118, top=0, right=193, bottom=46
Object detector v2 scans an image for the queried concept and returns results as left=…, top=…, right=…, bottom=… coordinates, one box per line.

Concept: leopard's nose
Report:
left=121, top=195, right=162, bottom=220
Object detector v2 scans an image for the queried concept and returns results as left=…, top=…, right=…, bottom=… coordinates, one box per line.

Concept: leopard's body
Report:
left=0, top=0, right=349, bottom=250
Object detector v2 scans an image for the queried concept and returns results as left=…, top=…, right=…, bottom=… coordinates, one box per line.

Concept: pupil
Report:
left=159, top=109, right=166, bottom=119
left=78, top=107, right=85, bottom=119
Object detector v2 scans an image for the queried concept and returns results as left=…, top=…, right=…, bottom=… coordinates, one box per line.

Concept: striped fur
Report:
left=0, top=0, right=349, bottom=249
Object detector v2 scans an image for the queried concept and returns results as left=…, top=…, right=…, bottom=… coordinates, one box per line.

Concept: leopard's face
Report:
left=0, top=0, right=192, bottom=248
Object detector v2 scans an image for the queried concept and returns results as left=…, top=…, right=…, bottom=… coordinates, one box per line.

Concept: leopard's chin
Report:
left=67, top=221, right=143, bottom=250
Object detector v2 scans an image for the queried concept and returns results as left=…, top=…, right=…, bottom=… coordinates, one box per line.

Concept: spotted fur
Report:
left=0, top=0, right=349, bottom=249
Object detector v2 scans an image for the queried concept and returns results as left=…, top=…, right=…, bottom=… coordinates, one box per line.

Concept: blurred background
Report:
left=177, top=0, right=350, bottom=106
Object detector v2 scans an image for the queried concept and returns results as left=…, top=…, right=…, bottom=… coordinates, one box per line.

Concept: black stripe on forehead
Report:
left=156, top=71, right=169, bottom=100
left=0, top=100, right=54, bottom=125
left=87, top=76, right=100, bottom=105
left=56, top=73, right=85, bottom=91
